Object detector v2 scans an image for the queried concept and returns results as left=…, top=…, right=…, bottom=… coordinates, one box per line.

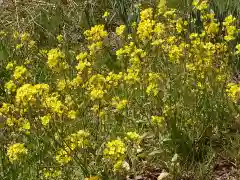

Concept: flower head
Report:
left=7, top=143, right=28, bottom=163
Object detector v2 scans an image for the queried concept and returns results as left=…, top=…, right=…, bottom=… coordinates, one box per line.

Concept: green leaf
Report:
left=148, top=150, right=163, bottom=156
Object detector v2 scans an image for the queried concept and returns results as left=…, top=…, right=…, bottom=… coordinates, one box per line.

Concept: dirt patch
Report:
left=213, top=157, right=238, bottom=180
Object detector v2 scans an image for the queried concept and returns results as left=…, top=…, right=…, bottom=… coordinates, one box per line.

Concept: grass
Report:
left=0, top=0, right=240, bottom=179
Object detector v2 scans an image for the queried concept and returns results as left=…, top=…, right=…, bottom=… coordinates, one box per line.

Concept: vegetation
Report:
left=1, top=0, right=240, bottom=179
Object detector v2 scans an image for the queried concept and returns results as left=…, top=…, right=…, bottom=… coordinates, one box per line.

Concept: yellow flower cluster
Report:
left=76, top=53, right=91, bottom=73
left=7, top=143, right=28, bottom=163
left=57, top=34, right=64, bottom=42
left=42, top=168, right=62, bottom=179
left=146, top=73, right=162, bottom=96
left=43, top=93, right=66, bottom=115
left=116, top=25, right=126, bottom=36
left=226, top=83, right=240, bottom=102
left=13, top=65, right=27, bottom=80
left=13, top=32, right=36, bottom=49
left=0, top=30, right=8, bottom=37
left=151, top=116, right=164, bottom=126
left=4, top=80, right=17, bottom=93
left=104, top=139, right=126, bottom=161
left=193, top=0, right=208, bottom=11
left=137, top=8, right=155, bottom=41
left=16, top=84, right=49, bottom=107
left=125, top=131, right=141, bottom=143
left=106, top=72, right=123, bottom=87
left=111, top=96, right=128, bottom=111
left=64, top=130, right=89, bottom=151
left=103, top=139, right=128, bottom=171
left=84, top=25, right=107, bottom=42
left=47, top=48, right=65, bottom=69
left=40, top=114, right=51, bottom=126
left=235, top=44, right=240, bottom=55
left=55, top=130, right=89, bottom=165
left=2, top=1, right=240, bottom=178
left=55, top=149, right=72, bottom=165
left=223, top=15, right=237, bottom=41
left=201, top=13, right=219, bottom=37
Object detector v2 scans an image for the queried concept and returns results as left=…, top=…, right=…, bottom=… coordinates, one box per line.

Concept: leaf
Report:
left=158, top=0, right=166, bottom=9
left=148, top=150, right=163, bottom=156
left=171, top=153, right=179, bottom=163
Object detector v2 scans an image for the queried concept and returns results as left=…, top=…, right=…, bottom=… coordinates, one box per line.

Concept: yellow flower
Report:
left=21, top=32, right=30, bottom=42
left=7, top=143, right=28, bottom=163
left=13, top=31, right=19, bottom=39
left=6, top=62, right=15, bottom=70
left=113, top=160, right=124, bottom=171
left=192, top=0, right=208, bottom=11
left=163, top=9, right=176, bottom=18
left=151, top=116, right=164, bottom=126
left=140, top=8, right=153, bottom=21
left=16, top=44, right=23, bottom=49
left=223, top=15, right=236, bottom=26
left=13, top=66, right=27, bottom=80
left=40, top=114, right=51, bottom=126
left=16, top=84, right=49, bottom=107
left=39, top=49, right=48, bottom=55
left=70, top=75, right=83, bottom=88
left=146, top=73, right=162, bottom=96
left=157, top=0, right=167, bottom=14
left=124, top=68, right=140, bottom=85
left=223, top=15, right=237, bottom=42
left=42, top=168, right=62, bottom=179
left=19, top=118, right=31, bottom=131
left=99, top=110, right=106, bottom=120
left=57, top=34, right=64, bottom=42
left=5, top=80, right=17, bottom=93
left=64, top=130, right=89, bottom=150
left=55, top=149, right=72, bottom=165
left=226, top=83, right=240, bottom=102
left=47, top=48, right=65, bottom=68
left=103, top=11, right=110, bottom=18
left=205, top=21, right=220, bottom=35
left=116, top=100, right=128, bottom=110
left=0, top=103, right=12, bottom=114
left=65, top=95, right=74, bottom=107
left=113, top=160, right=130, bottom=171
left=76, top=60, right=91, bottom=73
left=116, top=42, right=135, bottom=59
left=28, top=40, right=36, bottom=48
left=90, top=89, right=105, bottom=100
left=137, top=19, right=155, bottom=41
left=88, top=41, right=103, bottom=55
left=68, top=110, right=77, bottom=120
left=106, top=72, right=123, bottom=87
left=154, top=22, right=165, bottom=37
left=235, top=44, right=240, bottom=55
left=175, top=18, right=188, bottom=33
left=76, top=52, right=88, bottom=61
left=87, top=74, right=106, bottom=89
left=57, top=79, right=67, bottom=91
left=186, top=63, right=196, bottom=71
left=6, top=117, right=16, bottom=127
left=116, top=25, right=126, bottom=36
left=104, top=139, right=126, bottom=161
left=125, top=132, right=141, bottom=143
left=84, top=25, right=107, bottom=42
left=112, top=97, right=128, bottom=111
left=44, top=94, right=65, bottom=115
left=0, top=30, right=7, bottom=37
